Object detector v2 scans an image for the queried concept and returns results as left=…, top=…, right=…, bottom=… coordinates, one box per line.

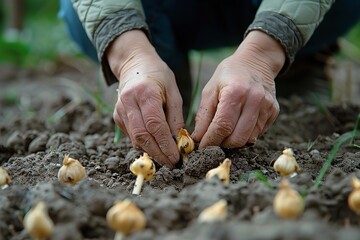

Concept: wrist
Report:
left=106, top=30, right=156, bottom=79
left=235, top=30, right=286, bottom=78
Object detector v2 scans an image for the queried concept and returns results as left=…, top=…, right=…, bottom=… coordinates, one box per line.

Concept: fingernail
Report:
left=245, top=138, right=257, bottom=147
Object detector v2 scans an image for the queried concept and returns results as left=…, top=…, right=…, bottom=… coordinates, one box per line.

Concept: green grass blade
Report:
left=253, top=170, right=274, bottom=189
left=186, top=52, right=203, bottom=127
left=82, top=83, right=113, bottom=114
left=114, top=125, right=123, bottom=145
left=314, top=130, right=360, bottom=189
left=240, top=170, right=274, bottom=189
left=350, top=113, right=360, bottom=145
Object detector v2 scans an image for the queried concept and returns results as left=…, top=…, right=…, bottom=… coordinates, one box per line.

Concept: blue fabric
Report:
left=59, top=0, right=360, bottom=68
left=58, top=0, right=98, bottom=63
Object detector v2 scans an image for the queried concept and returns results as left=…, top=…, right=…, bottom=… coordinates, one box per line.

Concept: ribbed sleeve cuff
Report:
left=94, top=9, right=150, bottom=85
left=245, top=11, right=303, bottom=74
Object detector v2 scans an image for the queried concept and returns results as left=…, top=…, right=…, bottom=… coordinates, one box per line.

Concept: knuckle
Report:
left=233, top=83, right=250, bottom=96
left=212, top=119, right=233, bottom=137
left=119, top=89, right=133, bottom=105
left=144, top=118, right=172, bottom=152
left=248, top=89, right=265, bottom=106
left=144, top=116, right=163, bottom=136
left=252, top=88, right=265, bottom=100
left=132, top=128, right=151, bottom=147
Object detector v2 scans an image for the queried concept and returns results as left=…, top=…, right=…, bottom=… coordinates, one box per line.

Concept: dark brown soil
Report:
left=1, top=58, right=360, bottom=240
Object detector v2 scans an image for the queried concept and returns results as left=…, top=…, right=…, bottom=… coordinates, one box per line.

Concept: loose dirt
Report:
left=0, top=58, right=360, bottom=240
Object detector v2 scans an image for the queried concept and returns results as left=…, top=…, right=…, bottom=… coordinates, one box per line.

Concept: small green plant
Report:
left=114, top=125, right=122, bottom=145
left=350, top=113, right=360, bottom=147
left=314, top=129, right=360, bottom=189
left=83, top=76, right=123, bottom=144
left=240, top=170, right=274, bottom=189
left=186, top=52, right=203, bottom=127
left=309, top=93, right=337, bottom=125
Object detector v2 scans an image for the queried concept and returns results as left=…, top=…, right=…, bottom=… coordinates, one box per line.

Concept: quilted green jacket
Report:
left=71, top=0, right=335, bottom=85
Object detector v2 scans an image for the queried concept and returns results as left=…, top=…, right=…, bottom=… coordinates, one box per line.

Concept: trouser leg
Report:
left=58, top=0, right=98, bottom=63
left=141, top=0, right=193, bottom=118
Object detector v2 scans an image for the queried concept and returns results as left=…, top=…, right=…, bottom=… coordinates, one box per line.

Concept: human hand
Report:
left=107, top=30, right=184, bottom=168
left=192, top=31, right=286, bottom=148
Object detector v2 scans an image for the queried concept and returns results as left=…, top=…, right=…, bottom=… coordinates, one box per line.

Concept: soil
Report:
left=1, top=56, right=360, bottom=240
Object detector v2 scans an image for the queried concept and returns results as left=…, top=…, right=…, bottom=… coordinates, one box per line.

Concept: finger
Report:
left=121, top=89, right=176, bottom=168
left=191, top=88, right=218, bottom=143
left=221, top=90, right=263, bottom=148
left=137, top=91, right=180, bottom=166
left=248, top=96, right=279, bottom=141
left=127, top=105, right=175, bottom=168
left=247, top=110, right=268, bottom=144
left=262, top=101, right=280, bottom=135
left=113, top=109, right=129, bottom=137
left=165, top=88, right=184, bottom=137
left=198, top=88, right=242, bottom=148
left=114, top=99, right=129, bottom=136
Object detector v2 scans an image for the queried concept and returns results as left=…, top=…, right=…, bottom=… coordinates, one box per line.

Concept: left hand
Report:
left=191, top=30, right=286, bottom=148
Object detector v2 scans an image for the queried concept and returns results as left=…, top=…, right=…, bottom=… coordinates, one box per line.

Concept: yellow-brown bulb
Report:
left=130, top=152, right=156, bottom=195
left=176, top=128, right=195, bottom=161
left=348, top=176, right=360, bottom=215
left=273, top=148, right=300, bottom=176
left=273, top=179, right=304, bottom=219
left=0, top=167, right=11, bottom=186
left=23, top=201, right=54, bottom=240
left=58, top=155, right=87, bottom=185
left=206, top=158, right=232, bottom=185
left=106, top=199, right=146, bottom=237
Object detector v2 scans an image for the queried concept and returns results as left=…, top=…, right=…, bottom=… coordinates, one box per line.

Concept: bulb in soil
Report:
left=273, top=179, right=304, bottom=219
left=106, top=199, right=146, bottom=240
left=23, top=201, right=54, bottom=240
left=0, top=167, right=11, bottom=187
left=273, top=148, right=300, bottom=176
left=206, top=158, right=232, bottom=185
left=130, top=152, right=156, bottom=195
left=198, top=199, right=228, bottom=223
left=176, top=128, right=195, bottom=162
left=348, top=176, right=360, bottom=215
left=58, top=155, right=87, bottom=186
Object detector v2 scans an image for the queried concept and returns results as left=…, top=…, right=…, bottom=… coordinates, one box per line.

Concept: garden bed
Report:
left=0, top=63, right=360, bottom=240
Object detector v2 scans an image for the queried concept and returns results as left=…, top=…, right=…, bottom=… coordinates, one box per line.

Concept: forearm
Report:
left=106, top=30, right=156, bottom=81
left=71, top=0, right=149, bottom=85
left=235, top=30, right=285, bottom=80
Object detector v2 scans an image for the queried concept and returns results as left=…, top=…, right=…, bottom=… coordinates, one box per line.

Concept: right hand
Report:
left=107, top=30, right=184, bottom=168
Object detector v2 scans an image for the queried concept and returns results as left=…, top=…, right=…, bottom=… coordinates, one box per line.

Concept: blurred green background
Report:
left=0, top=0, right=81, bottom=67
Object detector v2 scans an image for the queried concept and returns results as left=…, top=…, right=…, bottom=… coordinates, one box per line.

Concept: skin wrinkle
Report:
left=107, top=30, right=183, bottom=167
left=136, top=79, right=179, bottom=162
left=212, top=88, right=243, bottom=135
left=108, top=27, right=286, bottom=164
left=208, top=60, right=263, bottom=146
left=166, top=104, right=183, bottom=137
left=193, top=93, right=217, bottom=141
left=144, top=115, right=168, bottom=146
left=194, top=31, right=283, bottom=149
left=223, top=105, right=259, bottom=147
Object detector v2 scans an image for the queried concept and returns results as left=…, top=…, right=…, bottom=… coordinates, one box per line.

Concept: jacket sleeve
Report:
left=245, top=0, right=336, bottom=73
left=71, top=0, right=150, bottom=85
